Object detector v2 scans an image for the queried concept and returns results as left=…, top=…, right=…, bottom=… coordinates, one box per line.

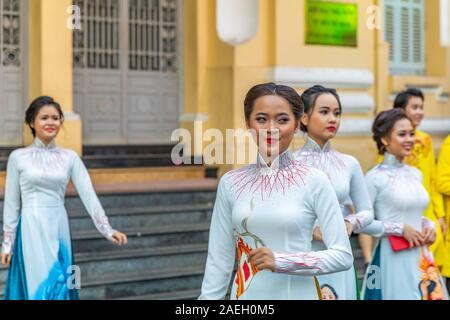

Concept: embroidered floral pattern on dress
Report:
left=91, top=207, right=115, bottom=239
left=421, top=217, right=436, bottom=232
left=274, top=252, right=322, bottom=273
left=229, top=151, right=309, bottom=200
left=1, top=229, right=16, bottom=254
left=345, top=214, right=366, bottom=231
left=295, top=138, right=347, bottom=180
left=375, top=153, right=421, bottom=195
left=383, top=221, right=404, bottom=236
left=25, top=138, right=69, bottom=174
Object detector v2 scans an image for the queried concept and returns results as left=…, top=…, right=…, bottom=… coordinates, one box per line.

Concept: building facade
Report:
left=0, top=0, right=449, bottom=173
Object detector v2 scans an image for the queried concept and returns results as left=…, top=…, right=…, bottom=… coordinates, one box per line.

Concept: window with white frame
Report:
left=384, top=0, right=425, bottom=75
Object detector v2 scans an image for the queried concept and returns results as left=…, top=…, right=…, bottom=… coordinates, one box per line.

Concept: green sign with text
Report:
left=305, top=0, right=358, bottom=47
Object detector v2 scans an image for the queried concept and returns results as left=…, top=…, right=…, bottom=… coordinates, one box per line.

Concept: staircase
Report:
left=0, top=147, right=16, bottom=172
left=350, top=235, right=367, bottom=291
left=0, top=179, right=217, bottom=300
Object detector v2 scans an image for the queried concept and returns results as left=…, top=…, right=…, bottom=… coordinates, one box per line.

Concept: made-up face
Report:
left=301, top=93, right=341, bottom=146
left=404, top=96, right=424, bottom=128
left=32, top=105, right=62, bottom=144
left=321, top=286, right=338, bottom=300
left=246, top=95, right=299, bottom=163
left=383, top=118, right=415, bottom=160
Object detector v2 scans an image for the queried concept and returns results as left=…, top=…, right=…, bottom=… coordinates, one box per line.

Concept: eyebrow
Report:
left=318, top=105, right=340, bottom=110
left=255, top=112, right=290, bottom=117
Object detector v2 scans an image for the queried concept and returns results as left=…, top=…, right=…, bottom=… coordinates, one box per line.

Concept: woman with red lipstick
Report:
left=199, top=83, right=353, bottom=300
left=360, top=88, right=447, bottom=288
left=359, top=108, right=447, bottom=300
left=1, top=96, right=127, bottom=300
left=294, top=85, right=374, bottom=300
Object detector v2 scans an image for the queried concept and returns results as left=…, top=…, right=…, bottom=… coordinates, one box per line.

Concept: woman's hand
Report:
left=403, top=224, right=424, bottom=248
left=312, top=227, right=323, bottom=241
left=110, top=231, right=128, bottom=246
left=344, top=221, right=353, bottom=238
left=421, top=226, right=437, bottom=246
left=1, top=253, right=12, bottom=268
left=248, top=247, right=275, bottom=272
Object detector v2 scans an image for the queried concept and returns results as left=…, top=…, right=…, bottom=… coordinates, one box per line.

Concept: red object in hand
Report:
left=388, top=235, right=414, bottom=252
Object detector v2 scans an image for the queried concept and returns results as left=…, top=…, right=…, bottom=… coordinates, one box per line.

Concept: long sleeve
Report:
left=199, top=177, right=236, bottom=300
left=344, top=159, right=374, bottom=232
left=2, top=151, right=21, bottom=255
left=273, top=172, right=353, bottom=276
left=357, top=173, right=403, bottom=237
left=70, top=152, right=115, bottom=240
left=437, top=137, right=450, bottom=196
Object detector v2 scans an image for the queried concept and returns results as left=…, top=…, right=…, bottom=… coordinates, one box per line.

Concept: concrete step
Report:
left=54, top=190, right=215, bottom=212
left=73, top=204, right=213, bottom=233
left=0, top=179, right=218, bottom=209
left=0, top=148, right=16, bottom=171
left=0, top=243, right=209, bottom=287
left=81, top=144, right=177, bottom=168
left=117, top=288, right=200, bottom=300
left=0, top=264, right=206, bottom=300
left=75, top=244, right=208, bottom=279
left=78, top=265, right=206, bottom=300
left=71, top=222, right=210, bottom=253
left=0, top=203, right=214, bottom=228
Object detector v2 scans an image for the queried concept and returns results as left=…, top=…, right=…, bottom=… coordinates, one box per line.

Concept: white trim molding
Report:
left=340, top=94, right=375, bottom=114
left=180, top=113, right=210, bottom=122
left=441, top=0, right=450, bottom=47
left=272, top=67, right=375, bottom=89
left=216, top=0, right=259, bottom=46
left=63, top=111, right=81, bottom=121
left=339, top=119, right=373, bottom=136
left=419, top=118, right=450, bottom=135
left=335, top=117, right=450, bottom=137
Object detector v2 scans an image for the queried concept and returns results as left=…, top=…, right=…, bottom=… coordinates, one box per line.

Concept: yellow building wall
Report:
left=182, top=0, right=449, bottom=177
left=26, top=0, right=82, bottom=154
left=19, top=0, right=445, bottom=173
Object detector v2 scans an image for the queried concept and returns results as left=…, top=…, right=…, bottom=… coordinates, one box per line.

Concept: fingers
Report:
left=413, top=232, right=424, bottom=247
left=248, top=247, right=275, bottom=271
left=423, top=228, right=436, bottom=245
left=346, top=224, right=353, bottom=237
left=1, top=253, right=11, bottom=267
left=413, top=238, right=422, bottom=247
left=406, top=229, right=424, bottom=247
left=248, top=247, right=268, bottom=260
left=111, top=232, right=128, bottom=246
left=422, top=228, right=431, bottom=243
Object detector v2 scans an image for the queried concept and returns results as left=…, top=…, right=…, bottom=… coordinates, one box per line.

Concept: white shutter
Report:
left=385, top=3, right=395, bottom=61
left=400, top=6, right=410, bottom=63
left=384, top=0, right=425, bottom=74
